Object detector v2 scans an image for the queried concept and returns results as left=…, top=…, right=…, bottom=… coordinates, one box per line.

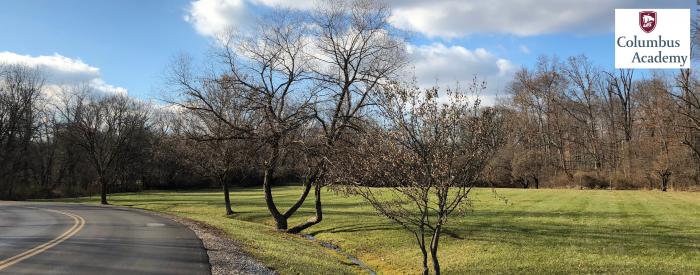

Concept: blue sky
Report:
left=0, top=0, right=694, bottom=101
left=0, top=0, right=209, bottom=97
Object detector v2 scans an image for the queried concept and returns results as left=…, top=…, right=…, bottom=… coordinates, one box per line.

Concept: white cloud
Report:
left=519, top=45, right=530, bottom=54
left=184, top=0, right=318, bottom=38
left=183, top=0, right=523, bottom=104
left=89, top=79, right=128, bottom=95
left=186, top=0, right=688, bottom=39
left=249, top=0, right=314, bottom=9
left=185, top=0, right=251, bottom=38
left=406, top=43, right=514, bottom=103
left=387, top=0, right=688, bottom=38
left=0, top=51, right=127, bottom=96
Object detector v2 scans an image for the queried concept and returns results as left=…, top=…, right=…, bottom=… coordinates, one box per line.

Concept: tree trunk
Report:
left=223, top=180, right=233, bottom=215
left=287, top=166, right=326, bottom=233
left=99, top=175, right=108, bottom=205
left=7, top=180, right=14, bottom=200
left=420, top=242, right=429, bottom=275
left=662, top=182, right=667, bottom=192
left=287, top=181, right=323, bottom=233
left=414, top=226, right=429, bottom=275
left=263, top=165, right=287, bottom=230
left=623, top=140, right=631, bottom=179
left=661, top=173, right=670, bottom=192
left=262, top=142, right=323, bottom=232
left=430, top=225, right=442, bottom=275
left=534, top=177, right=539, bottom=189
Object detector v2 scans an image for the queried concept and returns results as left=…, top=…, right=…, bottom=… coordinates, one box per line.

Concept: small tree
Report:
left=653, top=153, right=672, bottom=191
left=334, top=80, right=500, bottom=275
left=179, top=136, right=241, bottom=215
left=511, top=148, right=547, bottom=189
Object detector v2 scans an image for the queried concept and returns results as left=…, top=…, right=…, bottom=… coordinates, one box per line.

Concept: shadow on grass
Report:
left=308, top=223, right=399, bottom=236
left=103, top=189, right=700, bottom=258
left=459, top=219, right=699, bottom=252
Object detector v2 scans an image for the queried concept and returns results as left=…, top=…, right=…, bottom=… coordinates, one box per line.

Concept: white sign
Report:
left=615, top=9, right=690, bottom=69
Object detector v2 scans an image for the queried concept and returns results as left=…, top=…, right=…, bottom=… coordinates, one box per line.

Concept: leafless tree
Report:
left=672, top=68, right=700, bottom=177
left=169, top=9, right=318, bottom=230
left=0, top=64, right=43, bottom=199
left=664, top=10, right=700, bottom=185
left=220, top=12, right=319, bottom=231
left=510, top=57, right=570, bottom=178
left=282, top=0, right=408, bottom=233
left=178, top=108, right=256, bottom=215
left=166, top=51, right=260, bottom=213
left=605, top=69, right=635, bottom=178
left=511, top=148, right=547, bottom=189
left=636, top=76, right=679, bottom=191
left=57, top=88, right=149, bottom=204
left=334, top=79, right=500, bottom=275
left=561, top=55, right=603, bottom=171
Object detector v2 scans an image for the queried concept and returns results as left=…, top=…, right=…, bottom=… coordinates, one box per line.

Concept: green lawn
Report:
left=51, top=187, right=700, bottom=274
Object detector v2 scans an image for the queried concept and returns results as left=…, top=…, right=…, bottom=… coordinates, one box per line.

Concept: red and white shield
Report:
left=639, top=11, right=657, bottom=33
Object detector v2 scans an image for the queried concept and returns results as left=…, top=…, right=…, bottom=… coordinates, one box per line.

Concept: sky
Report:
left=0, top=0, right=695, bottom=102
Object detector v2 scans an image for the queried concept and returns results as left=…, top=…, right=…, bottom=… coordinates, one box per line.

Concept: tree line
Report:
left=0, top=69, right=155, bottom=201
left=485, top=55, right=700, bottom=192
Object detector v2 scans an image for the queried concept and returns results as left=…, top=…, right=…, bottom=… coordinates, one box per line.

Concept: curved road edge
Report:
left=0, top=202, right=211, bottom=275
left=0, top=207, right=85, bottom=271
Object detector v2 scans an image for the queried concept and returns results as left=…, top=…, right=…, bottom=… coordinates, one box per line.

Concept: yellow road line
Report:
left=0, top=207, right=86, bottom=271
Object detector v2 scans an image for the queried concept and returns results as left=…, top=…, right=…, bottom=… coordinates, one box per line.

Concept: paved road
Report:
left=0, top=202, right=210, bottom=275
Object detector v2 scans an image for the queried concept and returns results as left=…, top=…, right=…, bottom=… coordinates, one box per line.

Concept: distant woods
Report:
left=486, top=56, right=700, bottom=191
left=0, top=65, right=153, bottom=201
left=3, top=58, right=700, bottom=203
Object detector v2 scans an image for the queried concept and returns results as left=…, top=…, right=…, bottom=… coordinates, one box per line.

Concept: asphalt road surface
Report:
left=0, top=202, right=210, bottom=275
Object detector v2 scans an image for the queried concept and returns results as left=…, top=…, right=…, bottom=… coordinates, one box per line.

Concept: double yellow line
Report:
left=0, top=207, right=86, bottom=271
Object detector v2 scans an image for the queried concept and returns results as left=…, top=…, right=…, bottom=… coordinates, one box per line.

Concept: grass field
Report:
left=52, top=187, right=700, bottom=274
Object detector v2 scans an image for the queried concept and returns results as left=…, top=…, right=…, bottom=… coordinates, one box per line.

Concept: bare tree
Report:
left=670, top=9, right=700, bottom=183
left=33, top=96, right=61, bottom=197
left=605, top=69, right=635, bottom=177
left=672, top=68, right=700, bottom=182
left=284, top=0, right=408, bottom=233
left=510, top=57, right=570, bottom=178
left=637, top=76, right=682, bottom=191
left=561, top=55, right=603, bottom=171
left=167, top=0, right=406, bottom=232
left=220, top=12, right=318, bottom=231
left=166, top=51, right=259, bottom=213
left=170, top=9, right=318, bottom=230
left=178, top=108, right=255, bottom=215
left=335, top=80, right=499, bottom=275
left=511, top=148, right=547, bottom=189
left=57, top=88, right=149, bottom=204
left=0, top=64, right=43, bottom=199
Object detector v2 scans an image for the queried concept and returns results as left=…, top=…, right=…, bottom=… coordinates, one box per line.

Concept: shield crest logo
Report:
left=639, top=11, right=657, bottom=33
